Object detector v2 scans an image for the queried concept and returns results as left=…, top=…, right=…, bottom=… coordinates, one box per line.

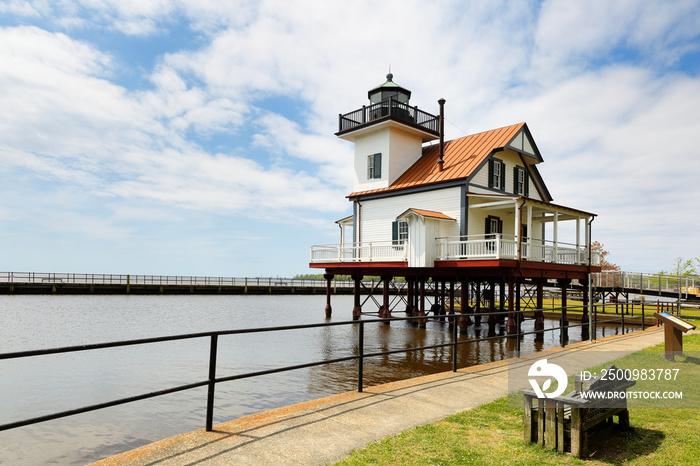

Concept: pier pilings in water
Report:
left=328, top=271, right=583, bottom=342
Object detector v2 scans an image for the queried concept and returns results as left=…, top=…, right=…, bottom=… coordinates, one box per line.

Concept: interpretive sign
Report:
left=653, top=312, right=696, bottom=360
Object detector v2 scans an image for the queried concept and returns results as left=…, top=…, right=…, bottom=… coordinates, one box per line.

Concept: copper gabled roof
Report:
left=398, top=208, right=456, bottom=221
left=348, top=122, right=526, bottom=198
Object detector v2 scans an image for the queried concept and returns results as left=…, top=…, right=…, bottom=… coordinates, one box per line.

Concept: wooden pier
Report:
left=0, top=272, right=418, bottom=296
left=0, top=273, right=357, bottom=295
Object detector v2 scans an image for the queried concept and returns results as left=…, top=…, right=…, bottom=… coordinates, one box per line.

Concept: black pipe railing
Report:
left=0, top=305, right=644, bottom=434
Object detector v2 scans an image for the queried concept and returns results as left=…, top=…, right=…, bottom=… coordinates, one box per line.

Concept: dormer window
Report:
left=368, top=153, right=382, bottom=179
left=488, top=158, right=505, bottom=191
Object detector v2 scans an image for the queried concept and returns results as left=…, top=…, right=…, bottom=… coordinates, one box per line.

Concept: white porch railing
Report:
left=309, top=241, right=408, bottom=263
left=310, top=236, right=600, bottom=266
left=435, top=235, right=600, bottom=266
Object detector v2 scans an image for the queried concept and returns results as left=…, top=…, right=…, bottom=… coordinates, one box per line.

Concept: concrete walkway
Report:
left=92, top=327, right=668, bottom=466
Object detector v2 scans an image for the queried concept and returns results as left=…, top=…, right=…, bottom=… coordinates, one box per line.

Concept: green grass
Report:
left=335, top=334, right=700, bottom=465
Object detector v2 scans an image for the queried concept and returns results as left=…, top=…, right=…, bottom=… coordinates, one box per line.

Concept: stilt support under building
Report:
left=324, top=273, right=334, bottom=318
left=534, top=278, right=545, bottom=331
left=352, top=274, right=362, bottom=320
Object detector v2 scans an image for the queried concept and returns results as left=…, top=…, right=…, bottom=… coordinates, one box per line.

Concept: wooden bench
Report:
left=523, top=365, right=636, bottom=457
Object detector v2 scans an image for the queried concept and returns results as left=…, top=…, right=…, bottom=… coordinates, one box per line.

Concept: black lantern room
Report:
left=368, top=73, right=411, bottom=105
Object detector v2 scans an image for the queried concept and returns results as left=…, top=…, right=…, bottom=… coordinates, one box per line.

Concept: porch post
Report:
left=576, top=217, right=581, bottom=253
left=526, top=205, right=532, bottom=260
left=585, top=216, right=591, bottom=263
left=553, top=211, right=559, bottom=262
left=514, top=200, right=521, bottom=244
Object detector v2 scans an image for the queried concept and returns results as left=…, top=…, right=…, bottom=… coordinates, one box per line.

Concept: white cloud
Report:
left=1, top=1, right=699, bottom=275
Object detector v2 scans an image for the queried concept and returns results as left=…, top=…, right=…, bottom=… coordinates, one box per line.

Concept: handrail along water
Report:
left=0, top=302, right=643, bottom=435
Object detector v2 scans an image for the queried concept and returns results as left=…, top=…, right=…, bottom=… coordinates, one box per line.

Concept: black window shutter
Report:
left=392, top=220, right=398, bottom=244
left=488, top=159, right=494, bottom=188
left=498, top=219, right=503, bottom=234
left=513, top=166, right=518, bottom=194
left=484, top=217, right=490, bottom=234
left=499, top=161, right=505, bottom=191
left=524, top=170, right=529, bottom=197
left=375, top=153, right=381, bottom=178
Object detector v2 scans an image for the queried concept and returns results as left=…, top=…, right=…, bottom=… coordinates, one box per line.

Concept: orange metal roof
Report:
left=399, top=208, right=456, bottom=221
left=348, top=122, right=525, bottom=198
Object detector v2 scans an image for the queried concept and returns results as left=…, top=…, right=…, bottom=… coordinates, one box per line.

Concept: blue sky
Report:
left=1, top=0, right=699, bottom=278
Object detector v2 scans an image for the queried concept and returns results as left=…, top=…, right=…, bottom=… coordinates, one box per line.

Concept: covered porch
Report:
left=437, top=193, right=599, bottom=266
left=310, top=194, right=600, bottom=268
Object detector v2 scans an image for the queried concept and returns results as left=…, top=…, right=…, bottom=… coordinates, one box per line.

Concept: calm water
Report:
left=0, top=294, right=630, bottom=465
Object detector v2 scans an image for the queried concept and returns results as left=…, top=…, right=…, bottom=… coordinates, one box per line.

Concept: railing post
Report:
left=357, top=322, right=364, bottom=393
left=621, top=304, right=625, bottom=334
left=206, top=334, right=218, bottom=431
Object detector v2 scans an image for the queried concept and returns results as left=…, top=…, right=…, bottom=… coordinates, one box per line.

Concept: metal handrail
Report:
left=0, top=303, right=639, bottom=435
left=595, top=271, right=700, bottom=299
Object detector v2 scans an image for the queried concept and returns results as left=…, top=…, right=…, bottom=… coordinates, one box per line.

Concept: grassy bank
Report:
left=335, top=334, right=700, bottom=465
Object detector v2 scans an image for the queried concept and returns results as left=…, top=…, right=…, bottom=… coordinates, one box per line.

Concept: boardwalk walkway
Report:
left=92, top=327, right=669, bottom=466
left=595, top=271, right=700, bottom=302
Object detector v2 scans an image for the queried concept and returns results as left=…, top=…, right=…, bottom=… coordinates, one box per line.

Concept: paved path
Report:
left=92, top=327, right=668, bottom=466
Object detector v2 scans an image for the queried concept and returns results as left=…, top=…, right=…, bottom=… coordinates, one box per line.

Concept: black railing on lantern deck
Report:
left=338, top=98, right=439, bottom=134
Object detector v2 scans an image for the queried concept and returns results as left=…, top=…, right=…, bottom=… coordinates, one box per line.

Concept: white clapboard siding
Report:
left=469, top=149, right=542, bottom=201
left=359, top=186, right=461, bottom=243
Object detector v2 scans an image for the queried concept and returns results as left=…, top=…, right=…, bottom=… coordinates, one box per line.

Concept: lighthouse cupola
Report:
left=368, top=73, right=411, bottom=105
left=337, top=74, right=441, bottom=193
